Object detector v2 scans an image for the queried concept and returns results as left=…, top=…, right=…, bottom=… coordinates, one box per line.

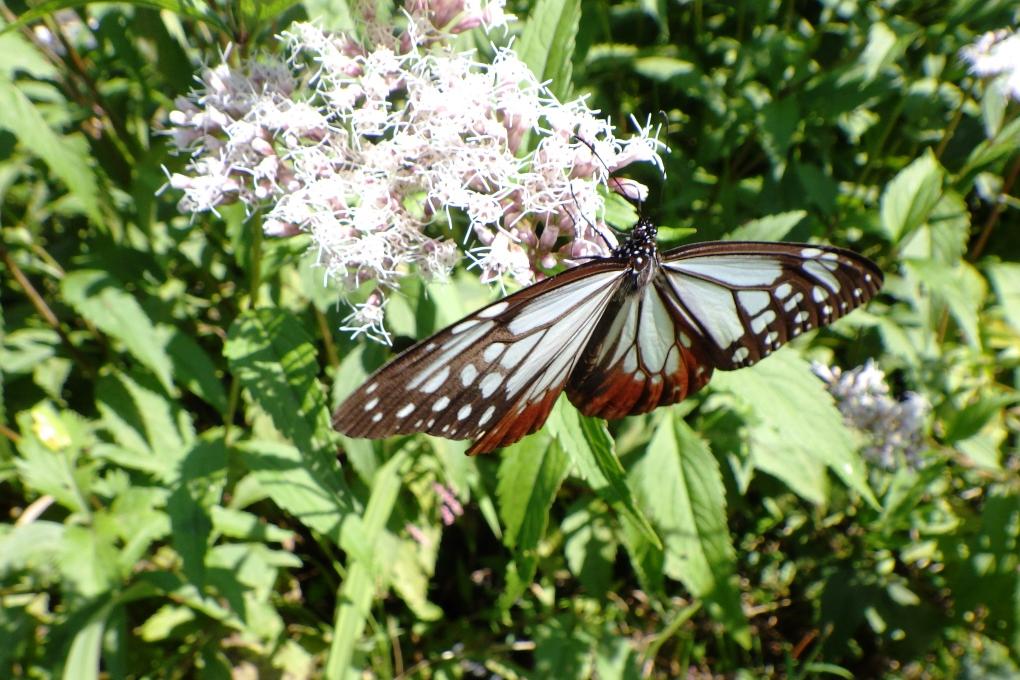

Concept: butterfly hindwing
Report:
left=566, top=282, right=715, bottom=419
left=333, top=262, right=628, bottom=454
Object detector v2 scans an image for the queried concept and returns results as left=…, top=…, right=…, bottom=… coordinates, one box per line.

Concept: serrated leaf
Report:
left=547, top=399, right=660, bottom=548
left=905, top=259, right=983, bottom=348
left=497, top=434, right=570, bottom=550
left=167, top=438, right=227, bottom=586
left=630, top=415, right=749, bottom=648
left=516, top=0, right=580, bottom=102
left=225, top=308, right=337, bottom=460
left=14, top=406, right=89, bottom=512
left=711, top=351, right=877, bottom=507
left=880, top=149, right=944, bottom=242
left=0, top=73, right=99, bottom=222
left=62, top=270, right=176, bottom=394
left=497, top=434, right=569, bottom=608
left=96, top=371, right=194, bottom=480
left=160, top=326, right=228, bottom=412
left=236, top=439, right=353, bottom=542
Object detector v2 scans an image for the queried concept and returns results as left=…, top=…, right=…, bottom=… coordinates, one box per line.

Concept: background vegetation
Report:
left=2, top=0, right=1019, bottom=677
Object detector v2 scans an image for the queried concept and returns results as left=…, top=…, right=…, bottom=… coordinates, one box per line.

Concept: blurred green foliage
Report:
left=1, top=0, right=1019, bottom=677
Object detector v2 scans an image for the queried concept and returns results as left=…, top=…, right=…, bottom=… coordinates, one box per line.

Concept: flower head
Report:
left=166, top=4, right=663, bottom=341
left=961, top=28, right=1020, bottom=101
left=813, top=360, right=929, bottom=469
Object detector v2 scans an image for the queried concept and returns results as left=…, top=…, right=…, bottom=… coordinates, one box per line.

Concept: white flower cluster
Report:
left=961, top=28, right=1020, bottom=101
left=813, top=360, right=929, bottom=469
left=166, top=2, right=663, bottom=342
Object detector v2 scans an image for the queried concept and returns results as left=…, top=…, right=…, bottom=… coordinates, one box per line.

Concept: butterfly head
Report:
left=612, top=217, right=660, bottom=283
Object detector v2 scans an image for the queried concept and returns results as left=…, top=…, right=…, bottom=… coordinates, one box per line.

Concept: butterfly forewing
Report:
left=333, top=262, right=628, bottom=454
left=657, top=242, right=883, bottom=370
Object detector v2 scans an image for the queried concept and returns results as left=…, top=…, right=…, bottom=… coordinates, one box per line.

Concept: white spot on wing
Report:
left=479, top=373, right=502, bottom=398
left=396, top=403, right=414, bottom=418
left=364, top=397, right=379, bottom=411
left=420, top=365, right=451, bottom=394
left=451, top=319, right=481, bottom=335
left=432, top=396, right=450, bottom=411
left=478, top=405, right=495, bottom=426
left=478, top=300, right=510, bottom=318
left=483, top=343, right=505, bottom=362
left=804, top=260, right=841, bottom=292
left=457, top=404, right=472, bottom=420
left=776, top=283, right=793, bottom=299
left=365, top=383, right=378, bottom=395
left=751, top=309, right=776, bottom=334
left=738, top=290, right=771, bottom=316
left=733, top=347, right=750, bottom=363
left=665, top=346, right=680, bottom=374
left=460, top=364, right=478, bottom=386
left=783, top=292, right=804, bottom=312
left=801, top=247, right=823, bottom=258
left=372, top=413, right=383, bottom=422
left=812, top=286, right=828, bottom=302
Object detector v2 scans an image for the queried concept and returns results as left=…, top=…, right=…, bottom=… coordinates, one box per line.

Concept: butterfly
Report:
left=333, top=217, right=882, bottom=454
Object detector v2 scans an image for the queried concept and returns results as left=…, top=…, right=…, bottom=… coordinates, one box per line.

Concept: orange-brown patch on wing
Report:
left=568, top=342, right=713, bottom=419
left=467, top=388, right=562, bottom=455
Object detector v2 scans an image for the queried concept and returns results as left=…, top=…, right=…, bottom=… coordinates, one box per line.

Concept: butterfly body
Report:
left=334, top=218, right=882, bottom=454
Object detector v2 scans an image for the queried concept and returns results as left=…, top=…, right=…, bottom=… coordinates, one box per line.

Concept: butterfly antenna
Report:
left=567, top=181, right=615, bottom=252
left=573, top=134, right=645, bottom=220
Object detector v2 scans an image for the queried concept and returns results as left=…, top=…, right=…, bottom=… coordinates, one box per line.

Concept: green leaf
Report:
left=960, top=117, right=1020, bottom=183
left=880, top=149, right=944, bottom=243
left=4, top=0, right=229, bottom=36
left=516, top=0, right=580, bottom=101
left=905, top=259, right=984, bottom=348
left=236, top=439, right=354, bottom=542
left=633, top=56, right=696, bottom=82
left=547, top=399, right=660, bottom=548
left=562, top=498, right=618, bottom=596
left=326, top=450, right=408, bottom=677
left=62, top=598, right=115, bottom=680
left=167, top=438, right=227, bottom=586
left=225, top=308, right=337, bottom=460
left=988, top=262, right=1020, bottom=334
left=161, top=326, right=228, bottom=412
left=944, top=394, right=1017, bottom=445
left=0, top=73, right=99, bottom=222
left=62, top=270, right=176, bottom=394
left=497, top=434, right=570, bottom=550
left=14, top=405, right=90, bottom=513
left=497, top=434, right=570, bottom=608
left=96, top=371, right=194, bottom=480
left=630, top=415, right=749, bottom=648
left=711, top=351, right=877, bottom=507
left=726, top=210, right=807, bottom=241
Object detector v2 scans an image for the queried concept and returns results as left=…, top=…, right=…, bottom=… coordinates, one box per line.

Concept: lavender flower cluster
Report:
left=166, top=2, right=663, bottom=342
left=961, top=28, right=1020, bottom=102
left=813, top=360, right=929, bottom=469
